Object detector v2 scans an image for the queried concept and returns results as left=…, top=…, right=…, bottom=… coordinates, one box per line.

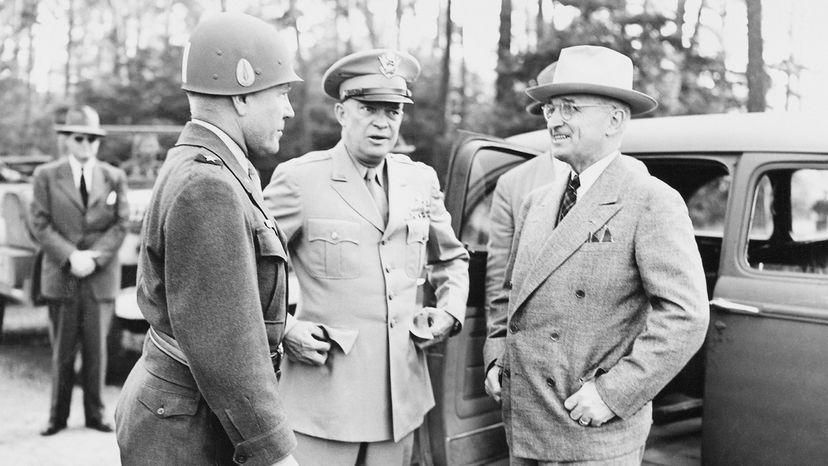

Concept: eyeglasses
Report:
left=71, top=134, right=100, bottom=144
left=541, top=102, right=617, bottom=121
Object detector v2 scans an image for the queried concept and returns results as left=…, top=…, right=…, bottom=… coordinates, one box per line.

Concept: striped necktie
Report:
left=557, top=174, right=580, bottom=225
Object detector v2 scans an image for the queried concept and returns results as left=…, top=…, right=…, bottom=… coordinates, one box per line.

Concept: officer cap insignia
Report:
left=195, top=153, right=222, bottom=165
left=236, top=58, right=256, bottom=87
left=378, top=53, right=400, bottom=79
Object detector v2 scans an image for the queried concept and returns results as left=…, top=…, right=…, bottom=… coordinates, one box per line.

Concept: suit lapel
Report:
left=511, top=158, right=627, bottom=312
left=87, top=164, right=109, bottom=207
left=328, top=142, right=385, bottom=232
left=55, top=160, right=84, bottom=211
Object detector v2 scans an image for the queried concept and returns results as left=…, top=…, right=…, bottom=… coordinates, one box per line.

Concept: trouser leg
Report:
left=48, top=298, right=80, bottom=425
left=79, top=283, right=114, bottom=424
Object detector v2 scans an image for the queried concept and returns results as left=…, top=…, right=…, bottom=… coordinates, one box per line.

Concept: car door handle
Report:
left=710, top=297, right=760, bottom=315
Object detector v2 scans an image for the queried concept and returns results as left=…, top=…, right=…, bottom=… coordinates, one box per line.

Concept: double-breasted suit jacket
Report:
left=264, top=141, right=469, bottom=442
left=30, top=158, right=128, bottom=300
left=484, top=154, right=709, bottom=461
left=115, top=123, right=295, bottom=465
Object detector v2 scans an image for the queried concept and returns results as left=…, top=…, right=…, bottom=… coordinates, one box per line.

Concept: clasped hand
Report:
left=69, top=250, right=99, bottom=278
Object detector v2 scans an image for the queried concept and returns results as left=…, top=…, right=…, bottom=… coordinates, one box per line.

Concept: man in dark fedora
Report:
left=483, top=45, right=709, bottom=464
left=30, top=104, right=129, bottom=436
left=264, top=48, right=469, bottom=465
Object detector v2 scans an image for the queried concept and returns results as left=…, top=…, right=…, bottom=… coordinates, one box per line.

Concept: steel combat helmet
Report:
left=181, top=12, right=302, bottom=96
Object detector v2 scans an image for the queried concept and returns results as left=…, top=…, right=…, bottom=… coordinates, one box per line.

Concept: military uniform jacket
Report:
left=30, top=158, right=128, bottom=300
left=484, top=155, right=709, bottom=461
left=264, top=140, right=469, bottom=442
left=121, top=123, right=295, bottom=465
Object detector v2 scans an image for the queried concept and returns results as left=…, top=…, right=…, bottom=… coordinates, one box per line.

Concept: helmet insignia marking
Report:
left=236, top=58, right=256, bottom=87
left=378, top=53, right=400, bottom=79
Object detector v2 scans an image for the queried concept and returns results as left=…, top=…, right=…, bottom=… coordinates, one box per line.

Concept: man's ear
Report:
left=606, top=107, right=627, bottom=136
left=334, top=102, right=346, bottom=126
left=231, top=95, right=248, bottom=116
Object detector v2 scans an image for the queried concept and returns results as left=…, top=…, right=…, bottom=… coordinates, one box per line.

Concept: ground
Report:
left=0, top=303, right=700, bottom=466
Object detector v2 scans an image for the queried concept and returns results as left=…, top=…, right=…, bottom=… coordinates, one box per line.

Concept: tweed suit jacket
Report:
left=115, top=123, right=295, bottom=466
left=484, top=154, right=709, bottom=461
left=30, top=158, right=128, bottom=300
left=264, top=140, right=469, bottom=442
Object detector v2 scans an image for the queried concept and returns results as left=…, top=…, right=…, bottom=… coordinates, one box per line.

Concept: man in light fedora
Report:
left=30, top=105, right=129, bottom=436
left=483, top=45, right=709, bottom=464
left=264, top=48, right=469, bottom=465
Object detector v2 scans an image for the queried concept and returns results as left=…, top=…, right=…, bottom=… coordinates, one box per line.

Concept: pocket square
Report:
left=106, top=191, right=117, bottom=205
left=588, top=226, right=613, bottom=243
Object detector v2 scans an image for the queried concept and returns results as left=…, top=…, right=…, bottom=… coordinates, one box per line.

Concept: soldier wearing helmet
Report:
left=115, top=12, right=301, bottom=466
left=263, top=49, right=469, bottom=466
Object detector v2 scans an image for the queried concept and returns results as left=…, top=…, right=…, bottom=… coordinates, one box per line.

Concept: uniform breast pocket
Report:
left=405, top=218, right=430, bottom=278
left=307, top=219, right=361, bottom=279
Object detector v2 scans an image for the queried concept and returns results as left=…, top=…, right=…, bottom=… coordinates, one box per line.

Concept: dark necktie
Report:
left=557, top=174, right=580, bottom=225
left=79, top=167, right=89, bottom=208
left=365, top=167, right=388, bottom=224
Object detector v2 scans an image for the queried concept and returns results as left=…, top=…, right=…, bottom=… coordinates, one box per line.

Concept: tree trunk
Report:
left=745, top=0, right=766, bottom=112
left=495, top=0, right=512, bottom=103
left=437, top=0, right=453, bottom=135
left=65, top=0, right=76, bottom=97
left=536, top=0, right=544, bottom=44
left=395, top=0, right=404, bottom=49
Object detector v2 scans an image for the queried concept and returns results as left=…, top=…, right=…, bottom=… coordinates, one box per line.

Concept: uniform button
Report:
left=388, top=293, right=394, bottom=300
left=509, top=322, right=518, bottom=333
left=546, top=377, right=555, bottom=387
left=381, top=240, right=387, bottom=245
left=331, top=231, right=339, bottom=240
left=575, top=289, right=586, bottom=298
left=236, top=454, right=247, bottom=464
left=389, top=319, right=396, bottom=328
left=550, top=332, right=560, bottom=341
left=156, top=407, right=165, bottom=415
left=384, top=266, right=392, bottom=273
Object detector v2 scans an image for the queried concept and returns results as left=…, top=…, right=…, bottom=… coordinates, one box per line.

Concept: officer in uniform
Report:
left=114, top=13, right=301, bottom=466
left=263, top=49, right=469, bottom=466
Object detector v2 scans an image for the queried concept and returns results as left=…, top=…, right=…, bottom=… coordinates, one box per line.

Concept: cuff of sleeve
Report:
left=594, top=376, right=633, bottom=420
left=232, top=425, right=297, bottom=466
left=449, top=315, right=463, bottom=336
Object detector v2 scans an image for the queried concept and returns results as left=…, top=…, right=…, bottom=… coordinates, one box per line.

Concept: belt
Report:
left=148, top=326, right=284, bottom=372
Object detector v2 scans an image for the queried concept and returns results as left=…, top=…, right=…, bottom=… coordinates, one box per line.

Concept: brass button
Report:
left=575, top=289, right=586, bottom=298
left=156, top=407, right=165, bottom=415
left=550, top=332, right=560, bottom=341
left=331, top=231, right=339, bottom=240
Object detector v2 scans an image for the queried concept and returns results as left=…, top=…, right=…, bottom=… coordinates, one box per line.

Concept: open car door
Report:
left=416, top=134, right=538, bottom=466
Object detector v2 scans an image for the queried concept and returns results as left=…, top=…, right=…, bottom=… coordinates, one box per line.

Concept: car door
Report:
left=702, top=153, right=828, bottom=465
left=417, top=135, right=537, bottom=466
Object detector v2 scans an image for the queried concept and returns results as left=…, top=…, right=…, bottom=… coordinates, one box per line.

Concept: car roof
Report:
left=505, top=112, right=828, bottom=155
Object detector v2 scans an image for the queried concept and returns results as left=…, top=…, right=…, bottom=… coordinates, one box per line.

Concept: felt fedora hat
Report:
left=54, top=105, right=107, bottom=136
left=525, top=61, right=557, bottom=115
left=322, top=48, right=421, bottom=104
left=525, top=45, right=657, bottom=116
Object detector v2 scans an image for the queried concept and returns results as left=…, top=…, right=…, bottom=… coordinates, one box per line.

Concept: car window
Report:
left=687, top=175, right=731, bottom=236
left=746, top=168, right=828, bottom=274
left=459, top=148, right=528, bottom=250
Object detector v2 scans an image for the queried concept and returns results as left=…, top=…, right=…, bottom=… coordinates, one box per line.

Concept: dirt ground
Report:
left=0, top=304, right=121, bottom=466
left=0, top=303, right=700, bottom=466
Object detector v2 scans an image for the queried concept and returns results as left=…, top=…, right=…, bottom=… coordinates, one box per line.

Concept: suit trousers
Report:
left=510, top=445, right=645, bottom=466
left=293, top=431, right=415, bottom=466
left=47, top=281, right=114, bottom=425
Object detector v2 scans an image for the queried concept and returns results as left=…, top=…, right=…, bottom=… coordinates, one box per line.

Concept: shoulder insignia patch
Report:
left=195, top=153, right=222, bottom=165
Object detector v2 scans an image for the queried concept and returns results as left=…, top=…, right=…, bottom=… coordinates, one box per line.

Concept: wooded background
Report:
left=0, top=0, right=795, bottom=178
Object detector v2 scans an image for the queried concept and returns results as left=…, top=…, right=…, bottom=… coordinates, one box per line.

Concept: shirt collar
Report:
left=346, top=150, right=386, bottom=188
left=67, top=155, right=96, bottom=187
left=191, top=119, right=248, bottom=171
left=569, top=150, right=619, bottom=198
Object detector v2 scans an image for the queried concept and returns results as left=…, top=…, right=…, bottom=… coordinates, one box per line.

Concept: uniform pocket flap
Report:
left=138, top=384, right=200, bottom=418
left=308, top=218, right=361, bottom=245
left=255, top=226, right=287, bottom=260
left=406, top=218, right=429, bottom=244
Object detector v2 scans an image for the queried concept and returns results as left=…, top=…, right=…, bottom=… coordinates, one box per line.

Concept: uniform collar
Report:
left=191, top=119, right=249, bottom=171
